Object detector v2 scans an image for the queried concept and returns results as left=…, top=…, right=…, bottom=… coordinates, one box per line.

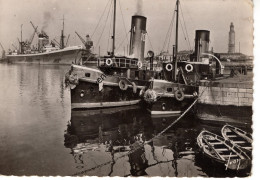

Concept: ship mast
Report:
left=173, top=0, right=179, bottom=81
left=112, top=0, right=116, bottom=57
left=60, top=15, right=65, bottom=49
left=20, top=24, right=23, bottom=54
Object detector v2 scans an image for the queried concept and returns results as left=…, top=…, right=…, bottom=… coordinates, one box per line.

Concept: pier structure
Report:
left=197, top=75, right=253, bottom=123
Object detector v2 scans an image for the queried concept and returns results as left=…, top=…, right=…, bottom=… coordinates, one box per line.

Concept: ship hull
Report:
left=5, top=47, right=94, bottom=65
left=71, top=79, right=142, bottom=109
left=146, top=97, right=195, bottom=116
left=69, top=66, right=148, bottom=109
left=144, top=79, right=197, bottom=116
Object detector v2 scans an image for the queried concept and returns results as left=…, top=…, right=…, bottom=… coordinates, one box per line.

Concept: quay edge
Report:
left=196, top=76, right=253, bottom=124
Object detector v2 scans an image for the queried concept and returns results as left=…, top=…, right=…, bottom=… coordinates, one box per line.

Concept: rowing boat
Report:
left=197, top=130, right=251, bottom=171
left=221, top=125, right=252, bottom=153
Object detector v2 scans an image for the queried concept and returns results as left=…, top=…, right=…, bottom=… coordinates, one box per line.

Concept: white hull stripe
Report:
left=79, top=77, right=146, bottom=89
left=72, top=100, right=141, bottom=109
left=6, top=46, right=83, bottom=57
left=147, top=109, right=182, bottom=115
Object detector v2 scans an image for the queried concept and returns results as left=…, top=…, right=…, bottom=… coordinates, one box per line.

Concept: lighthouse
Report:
left=228, top=22, right=235, bottom=53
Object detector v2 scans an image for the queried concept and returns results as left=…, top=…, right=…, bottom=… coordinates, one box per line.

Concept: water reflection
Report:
left=64, top=106, right=252, bottom=177
left=0, top=64, right=252, bottom=176
left=64, top=106, right=151, bottom=175
left=0, top=64, right=71, bottom=176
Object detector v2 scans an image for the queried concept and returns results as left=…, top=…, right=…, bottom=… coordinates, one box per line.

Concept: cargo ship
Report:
left=5, top=20, right=92, bottom=65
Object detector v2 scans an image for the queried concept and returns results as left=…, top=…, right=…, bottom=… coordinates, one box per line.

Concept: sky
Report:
left=0, top=0, right=254, bottom=56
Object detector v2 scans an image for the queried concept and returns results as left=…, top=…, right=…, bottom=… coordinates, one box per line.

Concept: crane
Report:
left=75, top=31, right=93, bottom=49
left=0, top=42, right=6, bottom=58
left=27, top=25, right=38, bottom=48
left=12, top=44, right=18, bottom=50
left=0, top=42, right=4, bottom=51
left=75, top=31, right=86, bottom=45
left=30, top=21, right=40, bottom=36
left=52, top=39, right=61, bottom=48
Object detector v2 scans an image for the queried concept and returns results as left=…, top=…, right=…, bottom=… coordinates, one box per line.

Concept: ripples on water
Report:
left=0, top=64, right=252, bottom=177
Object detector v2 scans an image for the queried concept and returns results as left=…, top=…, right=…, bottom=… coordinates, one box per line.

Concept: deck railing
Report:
left=98, top=57, right=139, bottom=68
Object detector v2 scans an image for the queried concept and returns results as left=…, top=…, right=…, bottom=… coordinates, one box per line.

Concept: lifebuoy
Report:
left=137, top=61, right=142, bottom=69
left=166, top=63, right=173, bottom=71
left=106, top=58, right=113, bottom=66
left=174, top=90, right=185, bottom=101
left=119, top=79, right=128, bottom=90
left=185, top=64, right=193, bottom=72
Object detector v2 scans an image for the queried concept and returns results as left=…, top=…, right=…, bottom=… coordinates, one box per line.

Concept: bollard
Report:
left=244, top=66, right=248, bottom=75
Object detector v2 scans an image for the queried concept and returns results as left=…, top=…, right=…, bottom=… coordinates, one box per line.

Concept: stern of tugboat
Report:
left=144, top=79, right=198, bottom=116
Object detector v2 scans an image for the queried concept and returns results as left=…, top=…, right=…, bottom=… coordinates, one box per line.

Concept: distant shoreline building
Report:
left=151, top=23, right=252, bottom=67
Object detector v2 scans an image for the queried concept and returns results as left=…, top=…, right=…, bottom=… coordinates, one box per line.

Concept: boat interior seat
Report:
left=233, top=141, right=247, bottom=144
left=221, top=154, right=238, bottom=158
left=209, top=142, right=223, bottom=145
left=215, top=148, right=229, bottom=151
left=226, top=135, right=237, bottom=138
left=243, top=147, right=252, bottom=150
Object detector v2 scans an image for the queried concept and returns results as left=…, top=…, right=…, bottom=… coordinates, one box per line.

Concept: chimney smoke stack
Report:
left=129, top=15, right=147, bottom=62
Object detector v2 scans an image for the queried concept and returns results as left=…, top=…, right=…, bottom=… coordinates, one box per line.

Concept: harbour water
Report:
left=0, top=64, right=252, bottom=177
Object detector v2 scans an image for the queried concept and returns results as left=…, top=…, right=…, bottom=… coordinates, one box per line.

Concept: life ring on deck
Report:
left=106, top=58, right=113, bottom=66
left=174, top=90, right=185, bottom=101
left=137, top=61, right=143, bottom=69
left=166, top=63, right=173, bottom=71
left=185, top=64, right=193, bottom=72
left=119, top=79, right=128, bottom=91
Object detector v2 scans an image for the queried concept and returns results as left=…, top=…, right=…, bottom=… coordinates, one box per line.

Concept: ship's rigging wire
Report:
left=118, top=0, right=130, bottom=52
left=147, top=32, right=154, bottom=52
left=117, top=32, right=130, bottom=53
left=179, top=17, right=190, bottom=52
left=180, top=2, right=192, bottom=51
left=72, top=85, right=210, bottom=176
left=166, top=18, right=175, bottom=53
left=161, top=6, right=176, bottom=53
left=91, top=0, right=111, bottom=39
left=161, top=2, right=192, bottom=54
left=96, top=0, right=113, bottom=49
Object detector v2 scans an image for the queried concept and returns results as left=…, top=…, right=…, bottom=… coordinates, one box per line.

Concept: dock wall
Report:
left=196, top=79, right=253, bottom=124
left=198, top=80, right=253, bottom=107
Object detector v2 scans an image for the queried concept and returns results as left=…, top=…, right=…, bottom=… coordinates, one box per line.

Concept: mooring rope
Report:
left=72, top=85, right=208, bottom=176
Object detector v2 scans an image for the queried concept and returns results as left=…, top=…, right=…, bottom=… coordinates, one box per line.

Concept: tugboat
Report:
left=143, top=0, right=224, bottom=115
left=66, top=0, right=155, bottom=109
